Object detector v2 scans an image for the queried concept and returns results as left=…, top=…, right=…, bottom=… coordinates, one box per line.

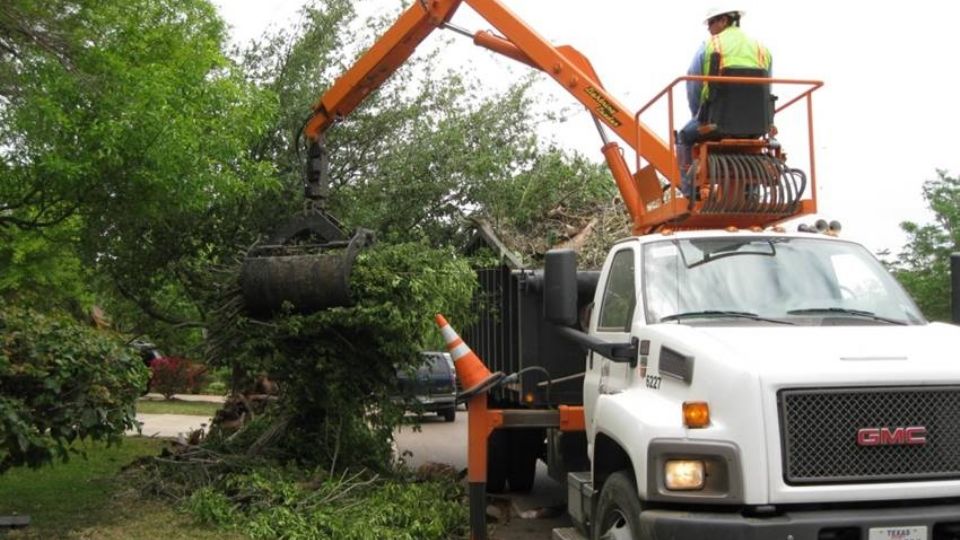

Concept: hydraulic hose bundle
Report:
left=699, top=152, right=807, bottom=216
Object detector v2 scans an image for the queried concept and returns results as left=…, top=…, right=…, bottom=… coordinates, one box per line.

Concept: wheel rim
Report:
left=599, top=508, right=633, bottom=540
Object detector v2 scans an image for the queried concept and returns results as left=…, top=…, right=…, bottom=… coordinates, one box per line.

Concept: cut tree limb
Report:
left=554, top=217, right=598, bottom=252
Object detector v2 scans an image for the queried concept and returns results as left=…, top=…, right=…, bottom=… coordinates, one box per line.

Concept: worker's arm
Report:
left=686, top=43, right=706, bottom=116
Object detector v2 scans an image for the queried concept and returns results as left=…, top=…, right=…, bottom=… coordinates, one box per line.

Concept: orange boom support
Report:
left=303, top=0, right=823, bottom=232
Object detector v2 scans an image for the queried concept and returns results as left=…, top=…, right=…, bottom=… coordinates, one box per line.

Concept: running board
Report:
left=552, top=527, right=588, bottom=540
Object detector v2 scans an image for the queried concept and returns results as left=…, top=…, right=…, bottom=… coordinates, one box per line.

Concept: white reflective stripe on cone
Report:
left=439, top=324, right=459, bottom=343
left=449, top=342, right=471, bottom=360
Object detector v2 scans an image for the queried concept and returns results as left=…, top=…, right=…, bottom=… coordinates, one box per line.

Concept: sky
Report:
left=212, top=0, right=960, bottom=256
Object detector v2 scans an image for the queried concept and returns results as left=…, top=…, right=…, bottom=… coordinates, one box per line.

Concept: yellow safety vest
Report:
left=700, top=27, right=772, bottom=104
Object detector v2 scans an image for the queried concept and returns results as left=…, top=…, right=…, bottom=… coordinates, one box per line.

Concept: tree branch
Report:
left=115, top=280, right=195, bottom=327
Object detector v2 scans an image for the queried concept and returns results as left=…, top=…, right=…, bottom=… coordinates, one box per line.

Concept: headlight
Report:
left=647, top=440, right=743, bottom=504
left=664, top=459, right=705, bottom=490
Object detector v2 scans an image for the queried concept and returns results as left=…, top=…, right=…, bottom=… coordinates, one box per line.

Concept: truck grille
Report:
left=779, top=386, right=960, bottom=485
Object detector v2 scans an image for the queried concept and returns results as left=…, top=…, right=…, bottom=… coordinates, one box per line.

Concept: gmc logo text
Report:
left=856, top=426, right=927, bottom=446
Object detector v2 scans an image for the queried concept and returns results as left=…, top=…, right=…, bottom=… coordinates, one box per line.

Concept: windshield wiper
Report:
left=786, top=307, right=907, bottom=325
left=660, top=310, right=795, bottom=325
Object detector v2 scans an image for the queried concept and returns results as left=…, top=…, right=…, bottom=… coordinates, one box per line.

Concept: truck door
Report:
left=584, top=247, right=638, bottom=432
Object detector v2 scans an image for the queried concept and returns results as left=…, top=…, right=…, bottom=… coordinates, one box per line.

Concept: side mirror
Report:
left=544, top=249, right=578, bottom=326
left=952, top=253, right=960, bottom=324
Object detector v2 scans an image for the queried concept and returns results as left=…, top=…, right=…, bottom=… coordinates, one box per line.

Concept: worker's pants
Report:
left=676, top=118, right=701, bottom=197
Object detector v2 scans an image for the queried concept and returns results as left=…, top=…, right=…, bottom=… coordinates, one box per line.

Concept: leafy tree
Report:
left=0, top=0, right=288, bottom=473
left=1, top=1, right=82, bottom=102
left=0, top=303, right=147, bottom=471
left=1, top=0, right=278, bottom=342
left=893, top=170, right=959, bottom=321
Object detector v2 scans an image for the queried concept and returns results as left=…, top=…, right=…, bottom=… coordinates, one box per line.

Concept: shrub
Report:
left=0, top=304, right=148, bottom=472
left=149, top=357, right=208, bottom=399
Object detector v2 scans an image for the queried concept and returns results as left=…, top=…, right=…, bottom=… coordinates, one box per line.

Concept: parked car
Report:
left=130, top=339, right=162, bottom=368
left=395, top=351, right=457, bottom=422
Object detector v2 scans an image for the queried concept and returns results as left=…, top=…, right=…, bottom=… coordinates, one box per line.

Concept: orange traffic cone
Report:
left=435, top=314, right=505, bottom=401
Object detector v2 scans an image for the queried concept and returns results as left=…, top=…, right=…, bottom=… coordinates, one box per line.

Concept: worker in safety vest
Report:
left=677, top=7, right=772, bottom=196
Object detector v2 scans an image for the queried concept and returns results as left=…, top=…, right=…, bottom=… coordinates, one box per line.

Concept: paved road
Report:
left=129, top=394, right=223, bottom=439
left=130, top=413, right=214, bottom=439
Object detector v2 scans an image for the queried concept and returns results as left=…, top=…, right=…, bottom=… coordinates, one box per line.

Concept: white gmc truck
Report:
left=536, top=228, right=960, bottom=540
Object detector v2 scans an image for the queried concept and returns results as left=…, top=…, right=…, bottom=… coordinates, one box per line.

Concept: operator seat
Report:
left=700, top=66, right=773, bottom=140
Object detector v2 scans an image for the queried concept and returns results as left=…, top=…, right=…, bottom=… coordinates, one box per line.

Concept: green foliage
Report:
left=480, top=146, right=615, bottom=230
left=0, top=218, right=94, bottom=312
left=209, top=242, right=475, bottom=469
left=2, top=0, right=279, bottom=343
left=893, top=171, right=959, bottom=321
left=182, top=467, right=466, bottom=540
left=186, top=487, right=238, bottom=527
left=329, top=78, right=543, bottom=244
left=0, top=304, right=148, bottom=471
left=199, top=366, right=231, bottom=395
left=476, top=147, right=623, bottom=268
left=5, top=0, right=620, bottom=347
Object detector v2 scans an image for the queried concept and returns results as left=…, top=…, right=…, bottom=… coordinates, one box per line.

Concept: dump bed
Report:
left=465, top=266, right=598, bottom=407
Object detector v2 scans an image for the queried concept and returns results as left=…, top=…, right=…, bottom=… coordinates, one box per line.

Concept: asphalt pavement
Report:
left=130, top=393, right=224, bottom=439
left=130, top=413, right=213, bottom=439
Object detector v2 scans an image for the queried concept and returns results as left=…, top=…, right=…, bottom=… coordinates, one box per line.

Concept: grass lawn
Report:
left=0, top=438, right=240, bottom=539
left=136, top=399, right=222, bottom=417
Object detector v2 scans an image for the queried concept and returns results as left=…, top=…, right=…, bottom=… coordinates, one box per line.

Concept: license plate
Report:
left=868, top=526, right=927, bottom=540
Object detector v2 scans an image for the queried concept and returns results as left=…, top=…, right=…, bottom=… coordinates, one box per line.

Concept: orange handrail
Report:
left=635, top=75, right=823, bottom=188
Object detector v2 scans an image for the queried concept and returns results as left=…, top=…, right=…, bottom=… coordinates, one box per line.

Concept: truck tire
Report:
left=506, top=429, right=543, bottom=493
left=486, top=430, right=508, bottom=493
left=441, top=406, right=456, bottom=422
left=592, top=471, right=643, bottom=540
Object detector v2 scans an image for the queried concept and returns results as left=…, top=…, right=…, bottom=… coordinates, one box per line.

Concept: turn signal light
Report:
left=683, top=401, right=710, bottom=428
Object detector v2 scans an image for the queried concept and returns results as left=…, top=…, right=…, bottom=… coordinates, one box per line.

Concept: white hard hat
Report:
left=703, top=7, right=744, bottom=24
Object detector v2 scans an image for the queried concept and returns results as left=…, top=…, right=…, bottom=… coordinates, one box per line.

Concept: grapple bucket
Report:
left=240, top=210, right=374, bottom=317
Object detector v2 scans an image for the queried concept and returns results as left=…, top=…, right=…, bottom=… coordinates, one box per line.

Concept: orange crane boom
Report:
left=304, top=0, right=822, bottom=233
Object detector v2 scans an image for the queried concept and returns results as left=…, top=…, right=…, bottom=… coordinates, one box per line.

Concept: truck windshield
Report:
left=642, top=237, right=925, bottom=326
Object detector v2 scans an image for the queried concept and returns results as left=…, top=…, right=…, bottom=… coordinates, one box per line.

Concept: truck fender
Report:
left=591, top=392, right=687, bottom=499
